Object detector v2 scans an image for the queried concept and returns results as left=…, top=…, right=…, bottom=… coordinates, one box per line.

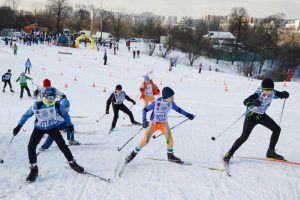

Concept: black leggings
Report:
left=20, top=85, right=31, bottom=98
left=3, top=81, right=12, bottom=90
left=28, top=128, right=74, bottom=164
left=228, top=113, right=281, bottom=155
left=112, top=104, right=134, bottom=128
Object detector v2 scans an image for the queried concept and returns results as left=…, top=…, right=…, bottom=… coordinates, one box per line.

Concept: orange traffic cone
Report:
left=102, top=87, right=107, bottom=92
left=160, top=80, right=163, bottom=86
left=224, top=84, right=228, bottom=92
left=64, top=83, right=68, bottom=88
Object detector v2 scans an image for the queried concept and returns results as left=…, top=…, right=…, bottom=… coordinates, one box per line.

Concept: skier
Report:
left=137, top=50, right=140, bottom=58
left=12, top=87, right=84, bottom=182
left=139, top=75, right=160, bottom=107
left=12, top=43, right=18, bottom=55
left=223, top=78, right=290, bottom=164
left=106, top=84, right=140, bottom=132
left=103, top=52, right=108, bottom=65
left=199, top=63, right=202, bottom=74
left=25, top=58, right=32, bottom=74
left=40, top=94, right=80, bottom=151
left=287, top=69, right=293, bottom=82
left=2, top=69, right=14, bottom=93
left=169, top=58, right=173, bottom=71
left=16, top=72, right=32, bottom=99
left=125, top=87, right=195, bottom=164
left=133, top=50, right=136, bottom=59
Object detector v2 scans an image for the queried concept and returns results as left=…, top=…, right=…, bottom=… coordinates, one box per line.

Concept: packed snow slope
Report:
left=0, top=41, right=300, bottom=200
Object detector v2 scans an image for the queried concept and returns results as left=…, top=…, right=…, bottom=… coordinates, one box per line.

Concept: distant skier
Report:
left=40, top=93, right=80, bottom=150
left=103, top=52, right=108, bottom=65
left=199, top=63, right=202, bottom=74
left=12, top=43, right=18, bottom=55
left=2, top=69, right=14, bottom=93
left=169, top=58, right=173, bottom=71
left=16, top=72, right=32, bottom=98
left=13, top=87, right=84, bottom=182
left=139, top=75, right=160, bottom=107
left=287, top=69, right=293, bottom=82
left=106, top=84, right=140, bottom=132
left=223, top=78, right=290, bottom=164
left=133, top=50, right=136, bottom=59
left=137, top=50, right=140, bottom=58
left=25, top=58, right=32, bottom=74
left=124, top=87, right=195, bottom=164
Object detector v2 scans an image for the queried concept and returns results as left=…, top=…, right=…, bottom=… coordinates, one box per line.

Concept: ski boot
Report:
left=26, top=164, right=38, bottom=183
left=69, top=140, right=81, bottom=146
left=266, top=148, right=284, bottom=160
left=167, top=152, right=182, bottom=163
left=69, top=159, right=84, bottom=173
left=223, top=152, right=232, bottom=164
left=39, top=146, right=47, bottom=152
left=2, top=89, right=4, bottom=92
left=10, top=89, right=14, bottom=93
left=125, top=151, right=137, bottom=164
left=132, top=121, right=141, bottom=126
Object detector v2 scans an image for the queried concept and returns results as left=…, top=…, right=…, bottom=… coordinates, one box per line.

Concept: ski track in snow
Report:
left=0, top=39, right=300, bottom=199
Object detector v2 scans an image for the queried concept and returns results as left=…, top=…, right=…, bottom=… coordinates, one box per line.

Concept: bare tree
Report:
left=160, top=23, right=176, bottom=58
left=229, top=7, right=249, bottom=49
left=72, top=4, right=91, bottom=32
left=47, top=0, right=70, bottom=33
left=109, top=10, right=124, bottom=42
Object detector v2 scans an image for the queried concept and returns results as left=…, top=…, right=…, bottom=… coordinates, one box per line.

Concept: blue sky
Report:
left=6, top=0, right=300, bottom=19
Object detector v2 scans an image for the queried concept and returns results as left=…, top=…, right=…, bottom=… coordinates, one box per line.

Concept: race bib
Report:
left=35, top=107, right=57, bottom=128
left=153, top=101, right=171, bottom=122
left=145, top=84, right=153, bottom=96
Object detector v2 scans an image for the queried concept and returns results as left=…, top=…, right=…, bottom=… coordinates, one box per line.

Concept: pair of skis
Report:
left=222, top=155, right=300, bottom=177
left=118, top=157, right=225, bottom=178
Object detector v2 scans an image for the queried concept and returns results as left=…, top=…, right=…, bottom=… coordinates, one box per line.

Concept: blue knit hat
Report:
left=162, top=87, right=175, bottom=99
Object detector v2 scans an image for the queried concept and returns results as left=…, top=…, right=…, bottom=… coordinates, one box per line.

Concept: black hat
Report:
left=115, top=84, right=122, bottom=90
left=162, top=87, right=175, bottom=99
left=261, top=78, right=274, bottom=90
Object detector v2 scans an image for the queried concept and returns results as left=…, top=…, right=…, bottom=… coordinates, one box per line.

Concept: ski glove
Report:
left=186, top=113, right=195, bottom=120
left=281, top=91, right=289, bottom=99
left=105, top=110, right=109, bottom=114
left=252, top=99, right=261, bottom=107
left=67, top=125, right=74, bottom=133
left=142, top=120, right=149, bottom=128
left=13, top=125, right=22, bottom=136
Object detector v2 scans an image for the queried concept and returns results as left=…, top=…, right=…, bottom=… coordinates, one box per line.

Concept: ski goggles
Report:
left=262, top=88, right=273, bottom=92
left=45, top=95, right=56, bottom=100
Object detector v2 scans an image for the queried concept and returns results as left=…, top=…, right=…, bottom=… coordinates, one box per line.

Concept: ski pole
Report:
left=96, top=114, right=106, bottom=122
left=123, top=92, right=140, bottom=120
left=117, top=127, right=143, bottom=152
left=279, top=99, right=286, bottom=126
left=211, top=112, right=247, bottom=141
left=0, top=135, right=15, bottom=163
left=152, top=117, right=192, bottom=139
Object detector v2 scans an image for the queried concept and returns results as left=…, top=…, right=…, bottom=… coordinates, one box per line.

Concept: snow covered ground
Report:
left=0, top=40, right=300, bottom=200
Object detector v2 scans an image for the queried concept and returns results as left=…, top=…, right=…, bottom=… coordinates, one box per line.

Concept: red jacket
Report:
left=139, top=80, right=160, bottom=99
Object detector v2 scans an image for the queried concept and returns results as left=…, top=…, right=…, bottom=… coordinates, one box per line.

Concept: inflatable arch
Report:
left=75, top=34, right=95, bottom=49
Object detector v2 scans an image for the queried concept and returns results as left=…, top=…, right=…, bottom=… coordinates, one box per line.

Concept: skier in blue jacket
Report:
left=40, top=94, right=80, bottom=150
left=13, top=87, right=84, bottom=183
